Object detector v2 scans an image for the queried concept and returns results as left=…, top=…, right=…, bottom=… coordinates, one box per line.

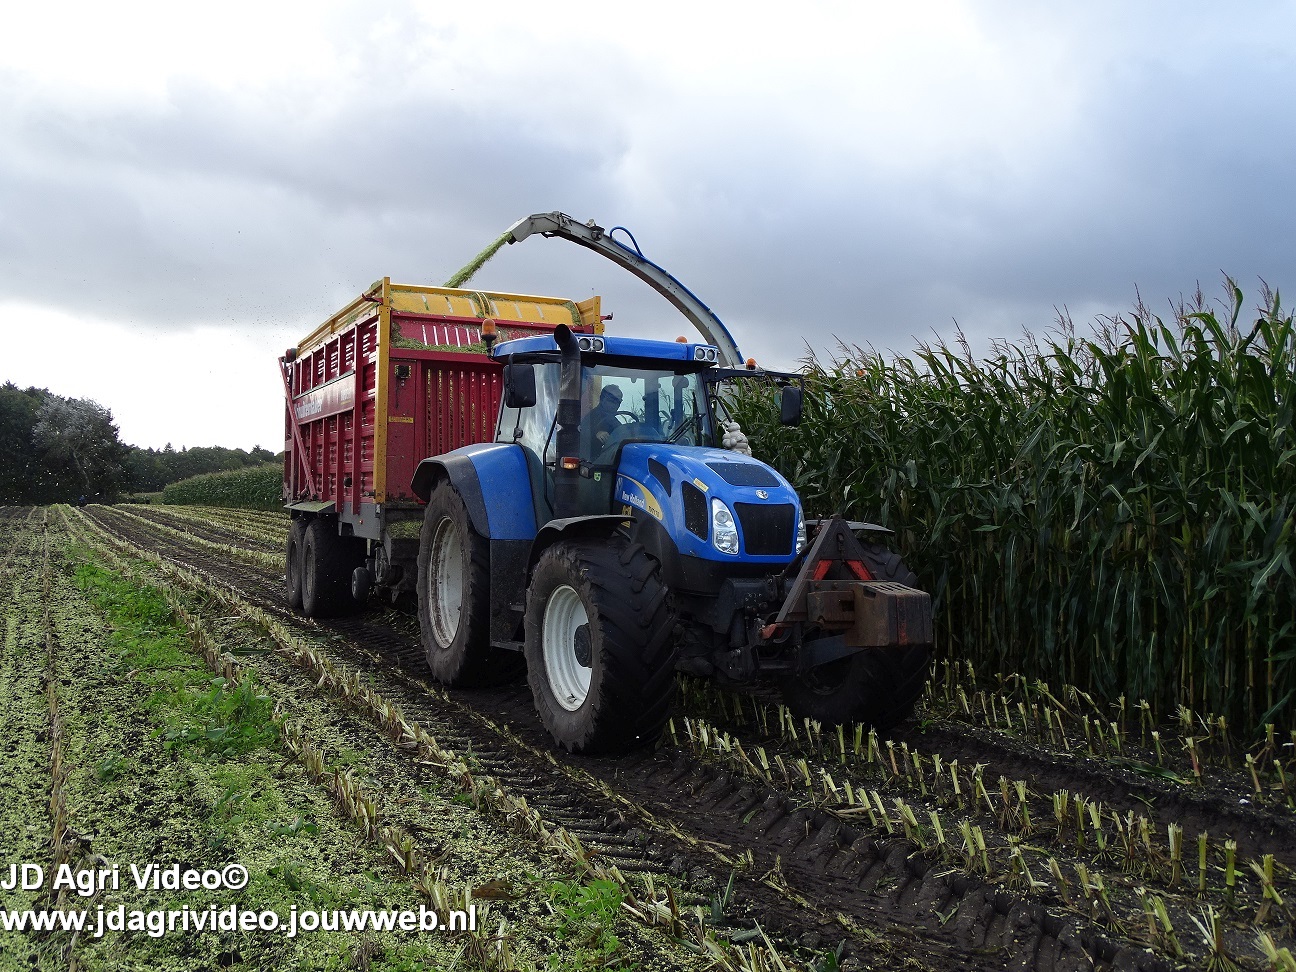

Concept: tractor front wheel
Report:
left=524, top=537, right=676, bottom=753
left=780, top=645, right=930, bottom=731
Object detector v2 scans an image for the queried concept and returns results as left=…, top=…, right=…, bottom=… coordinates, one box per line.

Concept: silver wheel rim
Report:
left=543, top=585, right=591, bottom=711
left=427, top=516, right=463, bottom=647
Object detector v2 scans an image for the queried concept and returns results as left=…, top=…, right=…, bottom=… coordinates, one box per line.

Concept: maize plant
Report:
left=734, top=282, right=1296, bottom=735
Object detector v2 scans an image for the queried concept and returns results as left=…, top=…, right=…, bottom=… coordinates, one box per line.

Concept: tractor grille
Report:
left=735, top=502, right=795, bottom=555
left=706, top=461, right=780, bottom=487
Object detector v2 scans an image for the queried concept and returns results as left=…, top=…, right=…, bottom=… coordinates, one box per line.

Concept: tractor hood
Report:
left=615, top=444, right=803, bottom=564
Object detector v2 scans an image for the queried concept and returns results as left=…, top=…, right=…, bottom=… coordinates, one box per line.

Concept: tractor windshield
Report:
left=495, top=360, right=714, bottom=463
left=580, top=362, right=712, bottom=463
left=494, top=356, right=716, bottom=518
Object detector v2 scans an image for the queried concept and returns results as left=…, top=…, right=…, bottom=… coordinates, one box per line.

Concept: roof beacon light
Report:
left=745, top=357, right=757, bottom=370
left=676, top=336, right=688, bottom=343
left=481, top=319, right=498, bottom=352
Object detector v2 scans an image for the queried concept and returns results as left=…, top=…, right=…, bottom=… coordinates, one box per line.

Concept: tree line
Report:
left=0, top=383, right=277, bottom=504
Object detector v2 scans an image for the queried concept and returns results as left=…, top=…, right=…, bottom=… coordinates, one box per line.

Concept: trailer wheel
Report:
left=417, top=482, right=521, bottom=686
left=780, top=543, right=929, bottom=731
left=301, top=518, right=361, bottom=617
left=285, top=519, right=306, bottom=610
left=524, top=537, right=677, bottom=753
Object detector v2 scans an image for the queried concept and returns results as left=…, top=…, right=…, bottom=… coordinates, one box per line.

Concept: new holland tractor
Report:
left=409, top=215, right=932, bottom=753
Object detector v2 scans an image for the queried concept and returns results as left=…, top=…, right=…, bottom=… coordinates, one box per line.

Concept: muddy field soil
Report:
left=3, top=503, right=1294, bottom=972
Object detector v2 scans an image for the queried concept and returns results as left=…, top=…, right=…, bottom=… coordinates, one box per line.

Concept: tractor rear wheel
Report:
left=524, top=536, right=676, bottom=753
left=285, top=519, right=306, bottom=610
left=301, top=518, right=363, bottom=617
left=417, top=481, right=522, bottom=687
left=780, top=645, right=931, bottom=731
left=779, top=542, right=929, bottom=731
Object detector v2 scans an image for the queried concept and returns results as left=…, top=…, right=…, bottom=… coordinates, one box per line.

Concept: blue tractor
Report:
left=409, top=214, right=933, bottom=753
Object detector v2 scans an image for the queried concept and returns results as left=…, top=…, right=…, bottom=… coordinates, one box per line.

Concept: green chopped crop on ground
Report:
left=13, top=546, right=464, bottom=971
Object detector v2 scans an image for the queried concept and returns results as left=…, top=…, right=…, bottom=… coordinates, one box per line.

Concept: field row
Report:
left=2, top=509, right=739, bottom=970
left=55, top=503, right=1295, bottom=971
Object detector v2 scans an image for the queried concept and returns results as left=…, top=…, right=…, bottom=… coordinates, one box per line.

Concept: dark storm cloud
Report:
left=0, top=75, right=629, bottom=332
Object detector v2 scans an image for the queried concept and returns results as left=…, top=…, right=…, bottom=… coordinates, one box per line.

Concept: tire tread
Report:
left=526, top=536, right=677, bottom=753
left=417, top=481, right=523, bottom=687
left=781, top=542, right=929, bottom=731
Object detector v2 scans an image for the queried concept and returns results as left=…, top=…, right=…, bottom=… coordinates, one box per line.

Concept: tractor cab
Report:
left=492, top=332, right=723, bottom=520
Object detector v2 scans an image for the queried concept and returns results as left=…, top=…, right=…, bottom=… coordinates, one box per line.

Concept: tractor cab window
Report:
left=498, top=361, right=560, bottom=460
left=495, top=357, right=713, bottom=518
left=581, top=363, right=712, bottom=465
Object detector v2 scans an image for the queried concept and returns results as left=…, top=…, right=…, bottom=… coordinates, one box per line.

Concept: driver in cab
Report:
left=585, top=384, right=624, bottom=446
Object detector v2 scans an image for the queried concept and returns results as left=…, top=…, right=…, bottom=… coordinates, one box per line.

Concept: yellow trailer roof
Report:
left=295, top=279, right=602, bottom=355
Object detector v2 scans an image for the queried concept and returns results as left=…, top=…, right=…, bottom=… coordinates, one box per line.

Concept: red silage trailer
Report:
left=280, top=277, right=599, bottom=613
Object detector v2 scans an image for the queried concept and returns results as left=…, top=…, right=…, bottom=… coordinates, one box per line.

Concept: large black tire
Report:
left=416, top=481, right=522, bottom=687
left=858, top=541, right=919, bottom=588
left=779, top=542, right=930, bottom=731
left=285, top=519, right=306, bottom=610
left=301, top=518, right=362, bottom=618
left=524, top=536, right=677, bottom=753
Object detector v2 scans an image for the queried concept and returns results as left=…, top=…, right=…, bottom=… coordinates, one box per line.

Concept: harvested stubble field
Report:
left=3, top=503, right=1295, bottom=972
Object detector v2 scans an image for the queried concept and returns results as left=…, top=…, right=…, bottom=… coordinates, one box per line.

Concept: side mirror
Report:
left=503, top=363, right=536, bottom=408
left=780, top=384, right=803, bottom=426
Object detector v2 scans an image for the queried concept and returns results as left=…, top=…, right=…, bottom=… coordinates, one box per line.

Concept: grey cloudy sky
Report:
left=2, top=1, right=1293, bottom=450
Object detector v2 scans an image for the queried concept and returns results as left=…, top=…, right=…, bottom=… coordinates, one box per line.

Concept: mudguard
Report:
left=528, top=514, right=632, bottom=568
left=410, top=443, right=538, bottom=541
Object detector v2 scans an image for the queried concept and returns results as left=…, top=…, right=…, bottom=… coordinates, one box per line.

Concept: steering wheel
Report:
left=593, top=414, right=661, bottom=466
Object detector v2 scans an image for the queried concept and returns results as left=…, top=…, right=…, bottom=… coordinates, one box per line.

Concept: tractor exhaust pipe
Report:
left=553, top=324, right=582, bottom=519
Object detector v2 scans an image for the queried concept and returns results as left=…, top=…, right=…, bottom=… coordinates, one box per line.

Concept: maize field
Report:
left=735, top=282, right=1296, bottom=738
left=160, top=463, right=284, bottom=511
left=3, top=502, right=1293, bottom=971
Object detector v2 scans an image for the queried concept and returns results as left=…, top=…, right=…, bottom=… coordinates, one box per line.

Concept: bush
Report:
left=162, top=463, right=282, bottom=511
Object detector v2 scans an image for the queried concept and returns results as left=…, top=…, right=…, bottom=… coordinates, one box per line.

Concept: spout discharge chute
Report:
left=506, top=211, right=743, bottom=368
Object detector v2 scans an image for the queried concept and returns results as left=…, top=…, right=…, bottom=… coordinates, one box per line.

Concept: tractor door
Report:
left=495, top=361, right=559, bottom=527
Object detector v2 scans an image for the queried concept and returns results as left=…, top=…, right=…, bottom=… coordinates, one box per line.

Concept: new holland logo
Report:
left=755, top=489, right=769, bottom=500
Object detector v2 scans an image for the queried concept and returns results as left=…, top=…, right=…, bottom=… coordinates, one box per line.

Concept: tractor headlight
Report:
left=796, top=512, right=807, bottom=553
left=710, top=498, right=739, bottom=555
